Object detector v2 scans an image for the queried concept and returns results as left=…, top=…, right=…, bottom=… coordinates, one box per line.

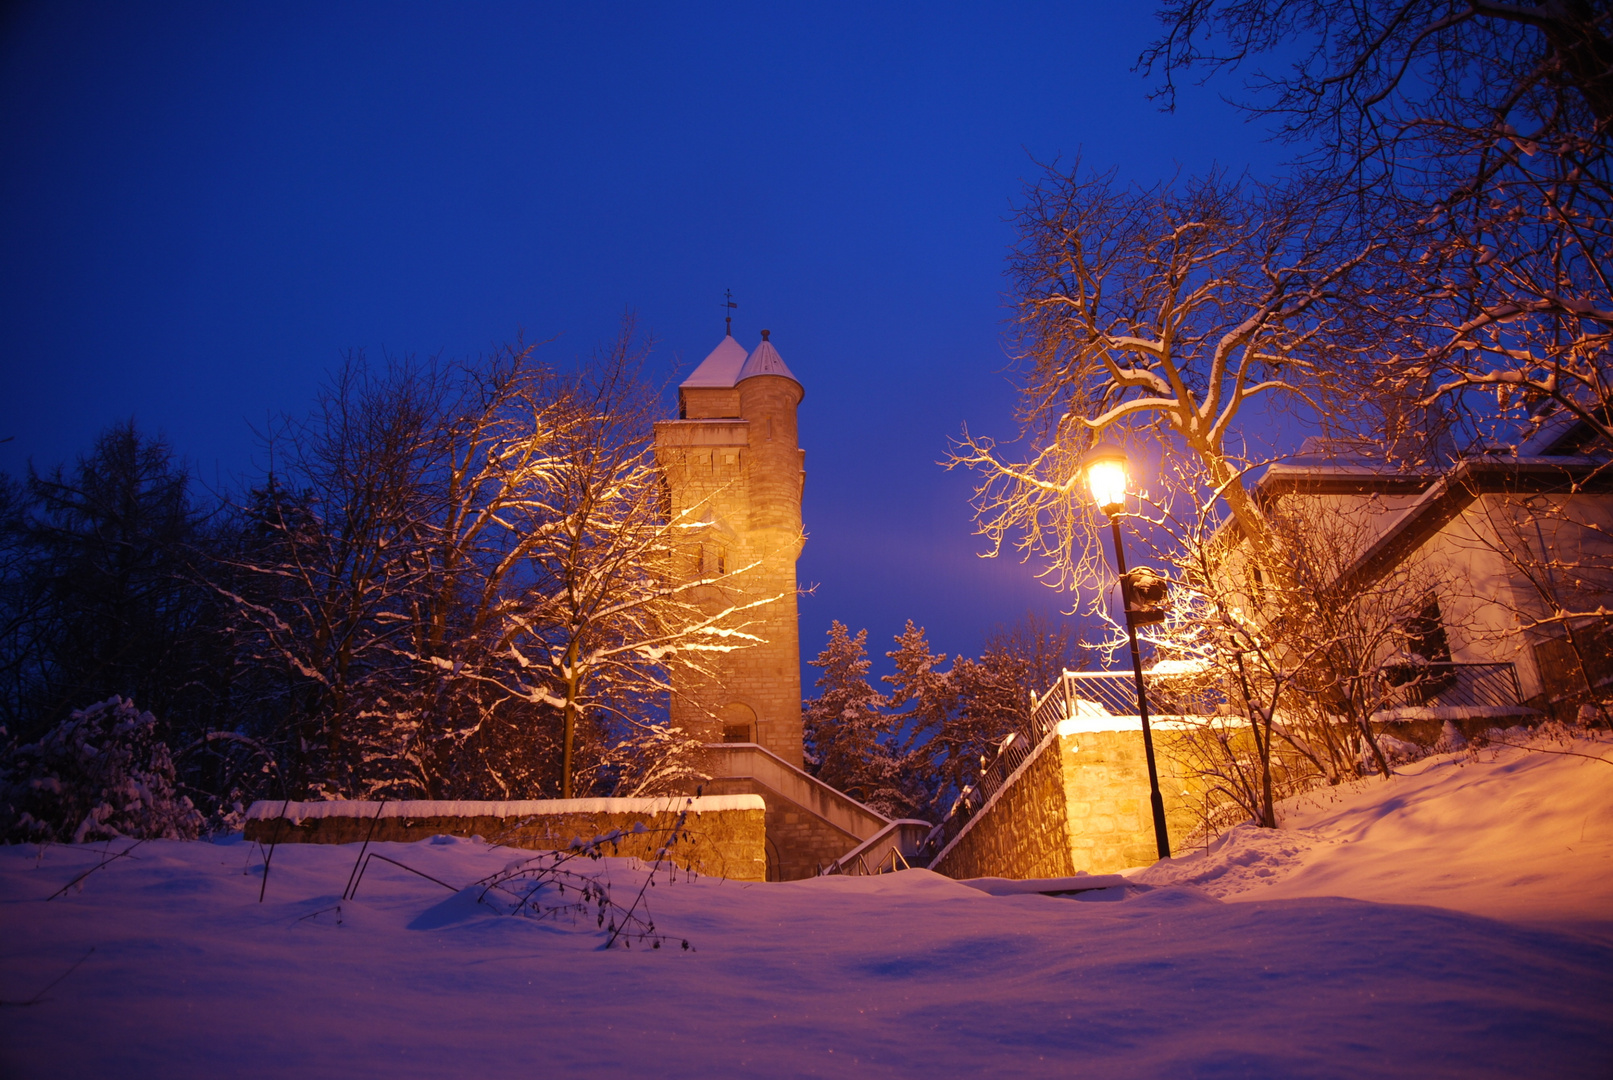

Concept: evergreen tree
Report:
left=882, top=621, right=955, bottom=817
left=0, top=421, right=213, bottom=743
left=803, top=621, right=906, bottom=815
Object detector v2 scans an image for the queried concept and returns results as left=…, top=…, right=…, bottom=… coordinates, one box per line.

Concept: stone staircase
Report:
left=702, top=742, right=899, bottom=880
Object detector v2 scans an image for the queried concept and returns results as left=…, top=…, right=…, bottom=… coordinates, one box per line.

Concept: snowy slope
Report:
left=2, top=735, right=1610, bottom=1079
left=1135, top=732, right=1613, bottom=929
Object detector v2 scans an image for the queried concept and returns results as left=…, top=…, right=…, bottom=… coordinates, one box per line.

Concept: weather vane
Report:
left=723, top=288, right=737, bottom=336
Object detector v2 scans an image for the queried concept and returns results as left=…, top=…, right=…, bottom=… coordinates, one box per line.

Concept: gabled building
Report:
left=1256, top=417, right=1613, bottom=718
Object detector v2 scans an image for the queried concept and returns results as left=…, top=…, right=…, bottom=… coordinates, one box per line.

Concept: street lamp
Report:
left=1084, top=445, right=1172, bottom=860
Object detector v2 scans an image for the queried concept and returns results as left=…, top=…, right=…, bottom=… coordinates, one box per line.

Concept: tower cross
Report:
left=723, top=288, right=738, bottom=337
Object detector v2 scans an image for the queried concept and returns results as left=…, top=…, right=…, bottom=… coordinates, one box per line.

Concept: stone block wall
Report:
left=1060, top=729, right=1202, bottom=874
left=930, top=733, right=1076, bottom=881
left=929, top=725, right=1212, bottom=881
left=243, top=796, right=767, bottom=881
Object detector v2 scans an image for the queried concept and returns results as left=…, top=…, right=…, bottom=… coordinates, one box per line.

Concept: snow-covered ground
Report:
left=3, top=734, right=1610, bottom=1079
left=1134, top=731, right=1613, bottom=931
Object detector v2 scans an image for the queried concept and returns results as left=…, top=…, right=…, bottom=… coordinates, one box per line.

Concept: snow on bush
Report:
left=0, top=696, right=202, bottom=843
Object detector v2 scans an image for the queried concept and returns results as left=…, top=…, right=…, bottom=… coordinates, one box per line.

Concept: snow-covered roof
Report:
left=1518, top=410, right=1595, bottom=456
left=736, top=337, right=799, bottom=386
left=680, top=335, right=750, bottom=390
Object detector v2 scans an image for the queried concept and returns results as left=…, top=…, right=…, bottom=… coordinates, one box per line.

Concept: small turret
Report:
left=737, top=333, right=804, bottom=541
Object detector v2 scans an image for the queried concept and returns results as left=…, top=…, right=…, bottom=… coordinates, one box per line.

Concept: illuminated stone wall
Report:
left=929, top=734, right=1075, bottom=881
left=1059, top=728, right=1202, bottom=874
left=931, top=728, right=1205, bottom=880
left=701, top=775, right=862, bottom=881
left=242, top=797, right=768, bottom=881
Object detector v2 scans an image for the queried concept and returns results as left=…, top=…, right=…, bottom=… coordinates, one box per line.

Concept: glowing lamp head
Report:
left=1085, top=447, right=1128, bottom=513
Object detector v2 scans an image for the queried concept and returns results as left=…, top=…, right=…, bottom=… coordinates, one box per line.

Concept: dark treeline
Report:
left=802, top=614, right=1088, bottom=821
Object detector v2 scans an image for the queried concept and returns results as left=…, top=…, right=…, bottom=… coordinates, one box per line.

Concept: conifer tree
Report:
left=802, top=621, right=907, bottom=815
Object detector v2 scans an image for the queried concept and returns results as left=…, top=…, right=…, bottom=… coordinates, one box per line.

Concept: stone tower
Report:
left=653, top=330, right=806, bottom=767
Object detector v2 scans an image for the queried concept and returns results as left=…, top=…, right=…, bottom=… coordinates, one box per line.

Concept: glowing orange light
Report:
left=1085, top=448, right=1128, bottom=513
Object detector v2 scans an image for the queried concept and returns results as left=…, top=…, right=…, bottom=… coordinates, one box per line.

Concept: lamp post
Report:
left=1085, top=446, right=1172, bottom=861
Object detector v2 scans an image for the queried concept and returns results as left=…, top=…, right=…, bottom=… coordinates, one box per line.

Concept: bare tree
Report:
left=1134, top=487, right=1449, bottom=838
left=214, top=358, right=447, bottom=798
left=951, top=166, right=1380, bottom=597
left=441, top=325, right=775, bottom=800
left=1143, top=0, right=1613, bottom=450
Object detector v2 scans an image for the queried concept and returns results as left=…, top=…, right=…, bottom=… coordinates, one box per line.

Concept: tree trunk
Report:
left=561, top=635, right=580, bottom=800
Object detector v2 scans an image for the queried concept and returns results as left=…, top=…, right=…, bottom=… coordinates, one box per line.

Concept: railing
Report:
left=1374, top=661, right=1526, bottom=719
left=918, top=674, right=1071, bottom=862
left=919, top=659, right=1531, bottom=864
left=820, top=819, right=932, bottom=876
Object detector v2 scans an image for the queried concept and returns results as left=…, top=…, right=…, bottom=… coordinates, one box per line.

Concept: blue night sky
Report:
left=0, top=3, right=1284, bottom=678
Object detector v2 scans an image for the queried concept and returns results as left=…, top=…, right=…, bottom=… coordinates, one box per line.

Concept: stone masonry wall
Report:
left=1060, top=729, right=1201, bottom=874
left=243, top=799, right=767, bottom=881
left=929, top=725, right=1212, bottom=881
left=930, top=733, right=1075, bottom=881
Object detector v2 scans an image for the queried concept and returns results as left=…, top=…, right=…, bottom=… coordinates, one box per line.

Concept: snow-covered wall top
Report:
left=1056, top=715, right=1218, bottom=735
left=245, top=795, right=765, bottom=824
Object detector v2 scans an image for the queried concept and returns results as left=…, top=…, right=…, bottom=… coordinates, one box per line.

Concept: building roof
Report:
left=1211, top=420, right=1611, bottom=592
left=1329, top=454, right=1613, bottom=597
left=736, top=337, right=799, bottom=386
left=680, top=335, right=750, bottom=389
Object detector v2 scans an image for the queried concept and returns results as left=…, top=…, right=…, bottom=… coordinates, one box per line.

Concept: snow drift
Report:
left=2, top=733, right=1609, bottom=1079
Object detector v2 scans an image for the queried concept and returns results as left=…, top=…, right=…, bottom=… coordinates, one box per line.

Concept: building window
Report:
left=1386, top=594, right=1456, bottom=702
left=1405, top=595, right=1452, bottom=664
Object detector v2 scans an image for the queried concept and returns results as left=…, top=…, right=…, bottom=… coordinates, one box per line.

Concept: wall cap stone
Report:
left=245, top=795, right=765, bottom=824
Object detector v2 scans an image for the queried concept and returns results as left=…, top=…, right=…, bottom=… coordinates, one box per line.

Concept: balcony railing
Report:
left=1372, top=661, right=1528, bottom=721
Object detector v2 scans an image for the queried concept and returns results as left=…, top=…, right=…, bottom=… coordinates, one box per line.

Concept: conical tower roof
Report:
left=737, top=333, right=800, bottom=388
left=680, top=335, right=749, bottom=389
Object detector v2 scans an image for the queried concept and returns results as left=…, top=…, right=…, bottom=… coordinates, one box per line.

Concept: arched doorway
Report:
left=718, top=701, right=757, bottom=743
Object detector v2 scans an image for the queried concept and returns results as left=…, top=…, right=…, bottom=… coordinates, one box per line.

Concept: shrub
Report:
left=1, top=696, right=202, bottom=842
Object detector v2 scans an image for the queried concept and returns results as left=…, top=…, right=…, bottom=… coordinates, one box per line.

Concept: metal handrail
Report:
left=920, top=680, right=1067, bottom=860
left=921, top=659, right=1530, bottom=864
left=1374, top=661, right=1525, bottom=715
left=822, top=841, right=914, bottom=877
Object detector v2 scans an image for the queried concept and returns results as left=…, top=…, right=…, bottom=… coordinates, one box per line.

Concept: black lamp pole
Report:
left=1106, top=511, right=1172, bottom=860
